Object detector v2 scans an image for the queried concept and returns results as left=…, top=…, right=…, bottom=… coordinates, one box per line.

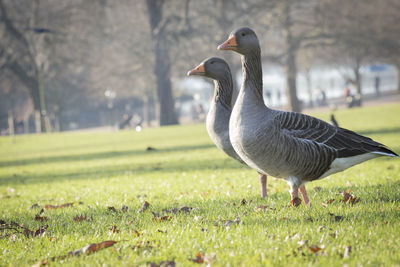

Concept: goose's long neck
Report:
left=213, top=74, right=233, bottom=108
left=241, top=50, right=265, bottom=106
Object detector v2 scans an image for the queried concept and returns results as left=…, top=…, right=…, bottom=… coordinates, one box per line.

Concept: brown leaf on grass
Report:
left=45, top=202, right=74, bottom=210
left=34, top=215, right=48, bottom=221
left=33, top=240, right=118, bottom=266
left=133, top=230, right=141, bottom=237
left=73, top=214, right=87, bottom=222
left=290, top=197, right=302, bottom=207
left=109, top=225, right=120, bottom=233
left=329, top=212, right=343, bottom=222
left=221, top=217, right=241, bottom=227
left=190, top=252, right=205, bottom=263
left=162, top=206, right=193, bottom=214
left=254, top=205, right=276, bottom=213
left=240, top=198, right=247, bottom=205
left=107, top=206, right=118, bottom=212
left=153, top=215, right=171, bottom=222
left=150, top=261, right=175, bottom=267
left=80, top=240, right=117, bottom=254
left=34, top=209, right=48, bottom=221
left=342, top=191, right=352, bottom=202
left=308, top=245, right=322, bottom=253
left=132, top=240, right=154, bottom=251
left=121, top=205, right=129, bottom=212
left=157, top=228, right=167, bottom=233
left=25, top=225, right=48, bottom=238
left=179, top=206, right=192, bottom=213
left=138, top=201, right=150, bottom=213
left=343, top=245, right=352, bottom=258
left=340, top=190, right=360, bottom=205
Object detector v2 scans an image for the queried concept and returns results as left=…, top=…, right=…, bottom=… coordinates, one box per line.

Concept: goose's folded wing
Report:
left=275, top=112, right=397, bottom=158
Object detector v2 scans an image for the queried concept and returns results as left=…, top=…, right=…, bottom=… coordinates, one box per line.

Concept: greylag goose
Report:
left=218, top=27, right=398, bottom=206
left=187, top=57, right=267, bottom=198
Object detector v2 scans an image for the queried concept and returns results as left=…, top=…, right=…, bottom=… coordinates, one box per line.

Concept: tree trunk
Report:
left=146, top=0, right=178, bottom=126
left=8, top=110, right=14, bottom=136
left=154, top=40, right=178, bottom=125
left=143, top=95, right=151, bottom=127
left=395, top=61, right=400, bottom=91
left=305, top=69, right=313, bottom=108
left=284, top=50, right=301, bottom=112
left=352, top=59, right=363, bottom=105
left=282, top=0, right=301, bottom=112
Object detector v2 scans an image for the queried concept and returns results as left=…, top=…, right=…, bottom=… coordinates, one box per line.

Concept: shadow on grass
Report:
left=0, top=156, right=246, bottom=186
left=0, top=143, right=215, bottom=168
left=357, top=126, right=400, bottom=136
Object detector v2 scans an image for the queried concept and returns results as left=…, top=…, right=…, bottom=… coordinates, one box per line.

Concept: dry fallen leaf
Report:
left=25, top=225, right=48, bottom=238
left=45, top=202, right=74, bottom=210
left=34, top=215, right=48, bottom=222
left=33, top=240, right=118, bottom=266
left=190, top=252, right=205, bottom=263
left=157, top=228, right=167, bottom=234
left=132, top=240, right=153, bottom=251
left=121, top=205, right=129, bottom=212
left=179, top=206, right=192, bottom=213
left=240, top=198, right=247, bottom=205
left=150, top=260, right=175, bottom=267
left=107, top=206, right=118, bottom=212
left=34, top=209, right=48, bottom=221
left=73, top=214, right=87, bottom=222
left=308, top=245, right=322, bottom=253
left=329, top=212, right=343, bottom=222
left=153, top=215, right=172, bottom=222
left=139, top=201, right=150, bottom=213
left=109, top=225, right=120, bottom=233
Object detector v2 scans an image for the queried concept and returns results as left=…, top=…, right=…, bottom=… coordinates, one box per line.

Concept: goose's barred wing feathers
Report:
left=276, top=112, right=398, bottom=158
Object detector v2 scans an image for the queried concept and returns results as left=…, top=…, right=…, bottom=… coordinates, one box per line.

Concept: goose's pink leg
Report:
left=299, top=185, right=311, bottom=206
left=260, top=174, right=267, bottom=199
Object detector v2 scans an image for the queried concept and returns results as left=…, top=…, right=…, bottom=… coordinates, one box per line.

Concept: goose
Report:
left=218, top=27, right=398, bottom=206
left=187, top=57, right=267, bottom=198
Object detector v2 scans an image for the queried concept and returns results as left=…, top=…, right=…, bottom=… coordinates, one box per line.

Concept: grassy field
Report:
left=1, top=103, right=400, bottom=266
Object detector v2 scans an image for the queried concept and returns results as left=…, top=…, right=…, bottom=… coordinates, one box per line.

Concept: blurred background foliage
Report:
left=0, top=0, right=399, bottom=133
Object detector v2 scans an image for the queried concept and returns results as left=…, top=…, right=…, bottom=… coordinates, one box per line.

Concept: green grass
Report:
left=1, top=103, right=400, bottom=266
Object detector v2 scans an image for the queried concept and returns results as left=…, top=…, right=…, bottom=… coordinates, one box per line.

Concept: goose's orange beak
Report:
left=187, top=62, right=205, bottom=76
left=217, top=35, right=237, bottom=51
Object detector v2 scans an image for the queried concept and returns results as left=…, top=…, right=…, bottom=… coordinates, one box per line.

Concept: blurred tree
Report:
left=316, top=0, right=400, bottom=97
left=145, top=0, right=180, bottom=126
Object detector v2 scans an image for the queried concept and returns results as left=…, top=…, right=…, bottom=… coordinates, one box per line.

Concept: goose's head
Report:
left=187, top=57, right=230, bottom=81
left=217, top=27, right=260, bottom=55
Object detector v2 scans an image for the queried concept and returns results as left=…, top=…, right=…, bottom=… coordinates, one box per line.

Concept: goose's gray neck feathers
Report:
left=213, top=75, right=233, bottom=109
left=241, top=50, right=264, bottom=105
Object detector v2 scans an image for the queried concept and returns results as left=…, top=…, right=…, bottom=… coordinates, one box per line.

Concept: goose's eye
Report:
left=241, top=33, right=246, bottom=37
left=210, top=61, right=214, bottom=64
